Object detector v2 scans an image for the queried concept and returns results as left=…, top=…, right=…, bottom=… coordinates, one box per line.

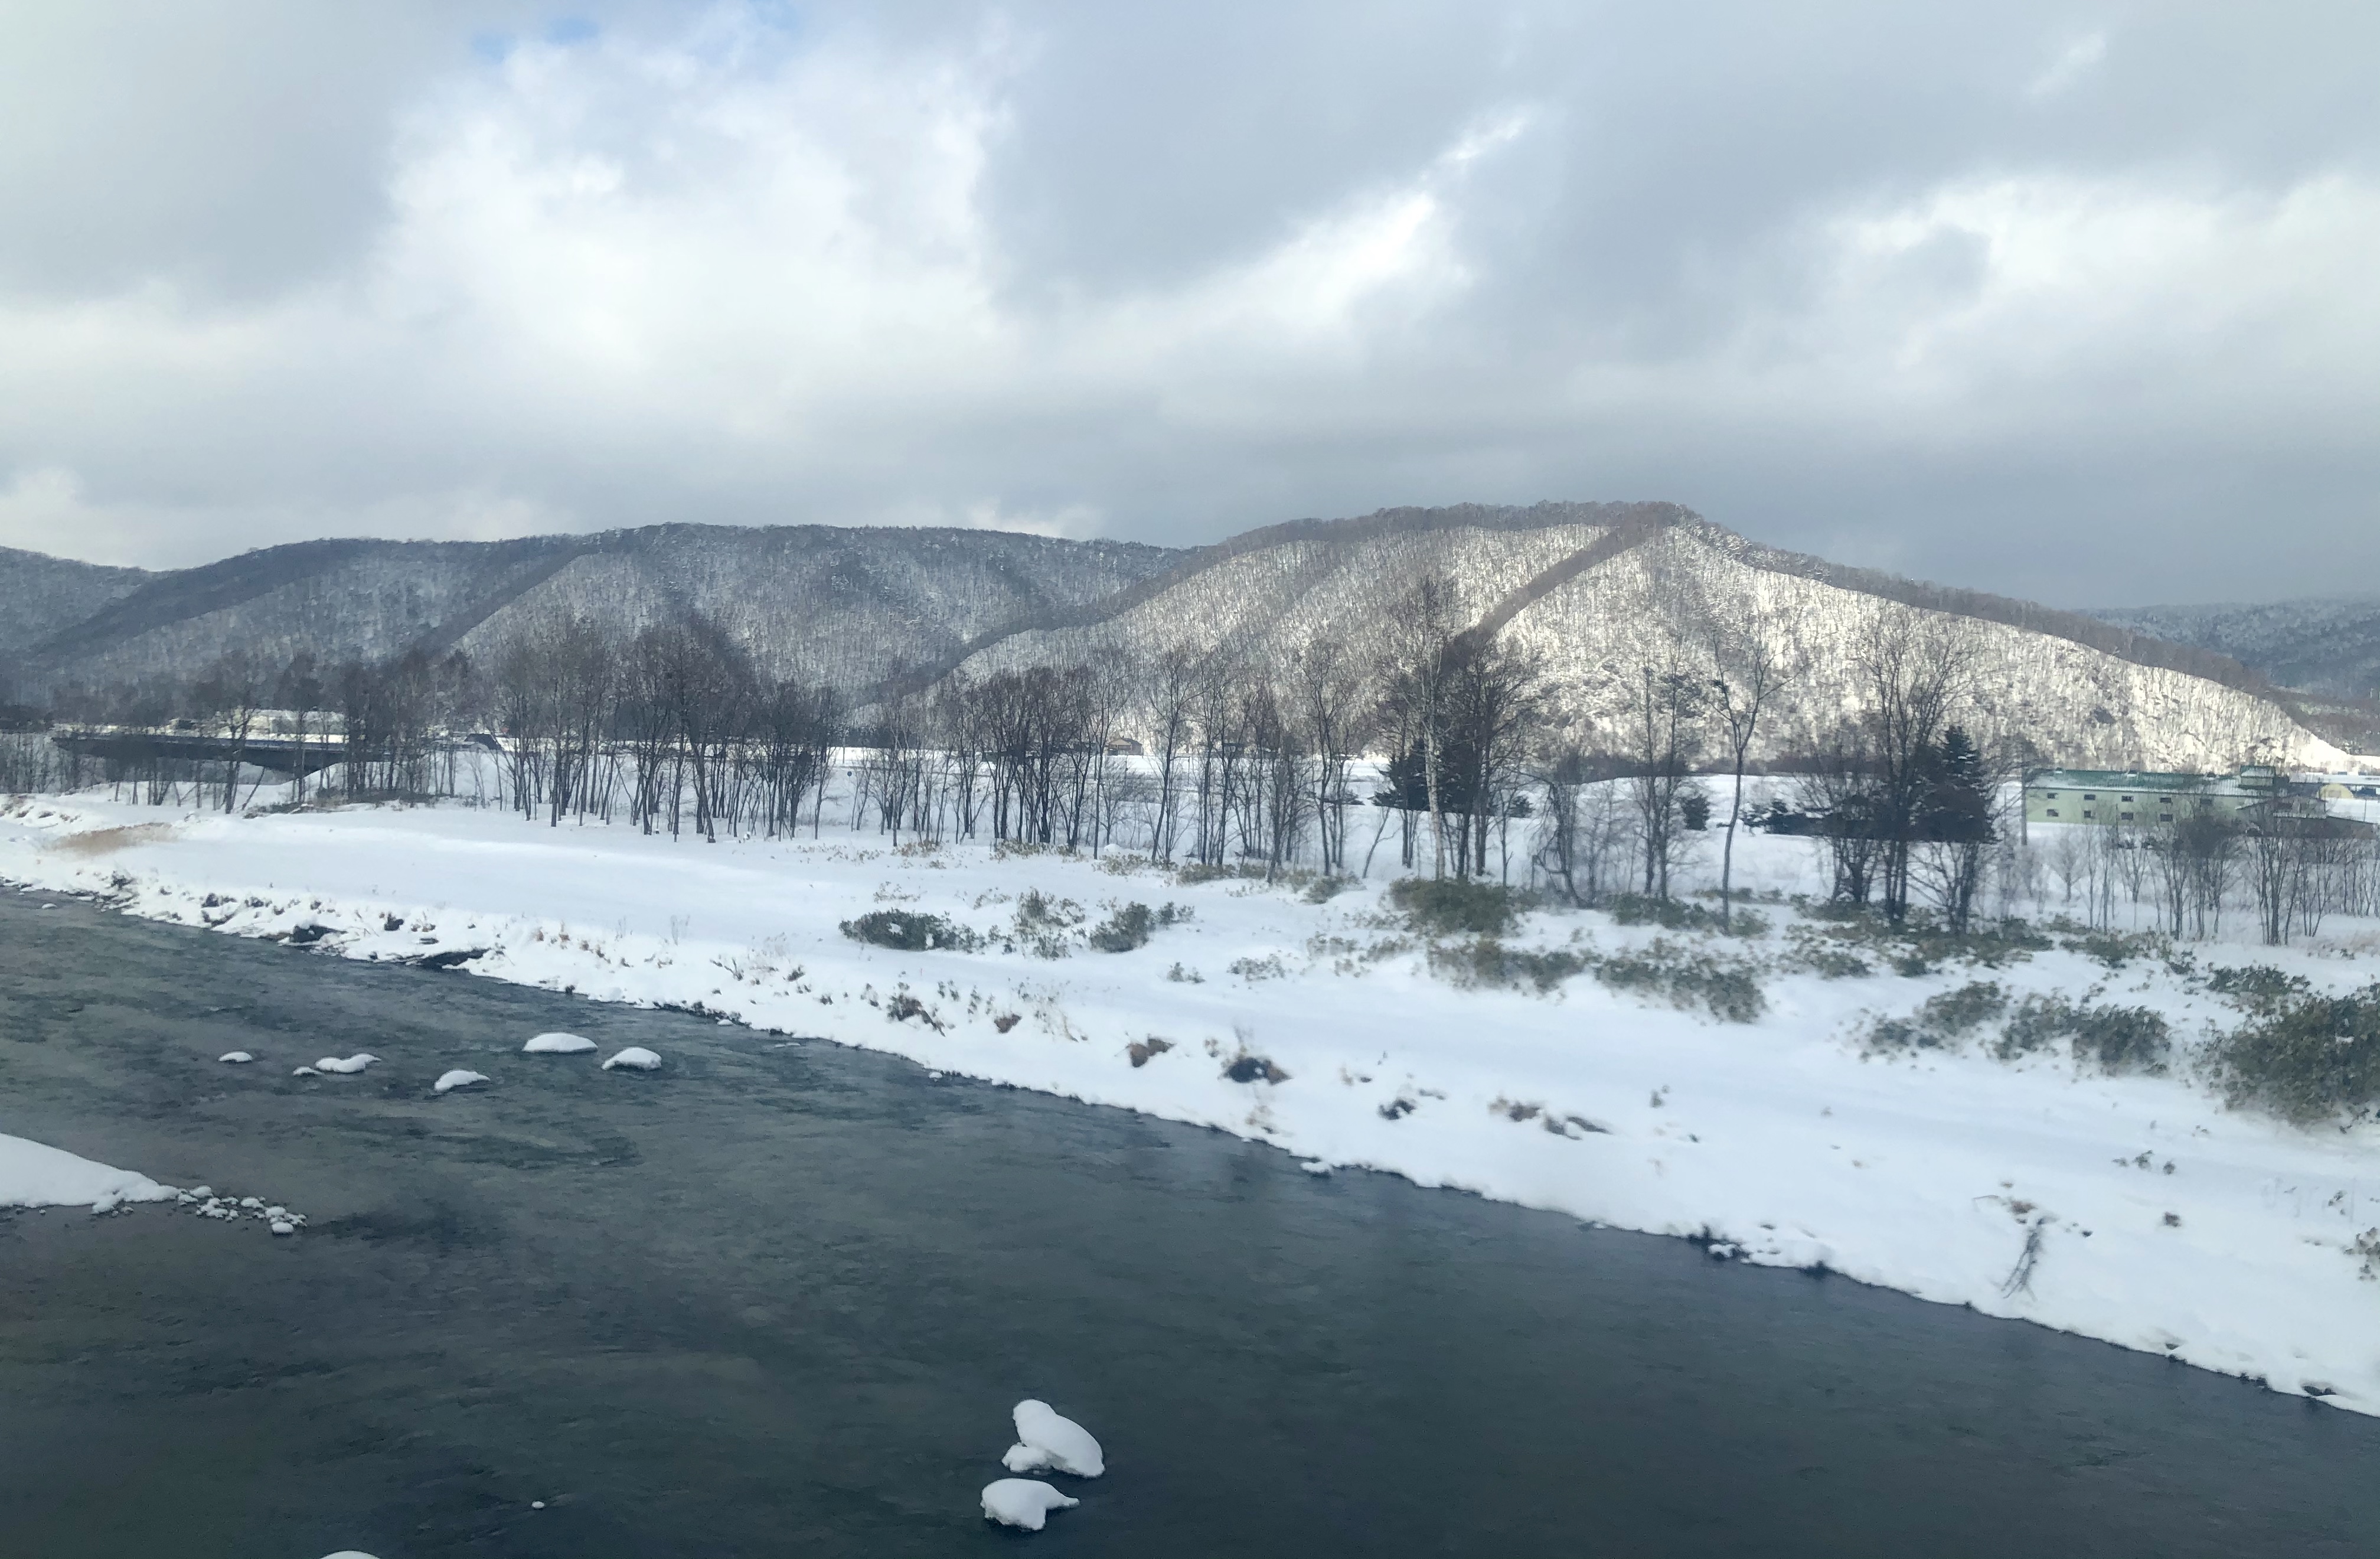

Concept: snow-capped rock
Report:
left=314, top=1053, right=378, bottom=1074
left=980, top=1479, right=1079, bottom=1532
left=601, top=1046, right=661, bottom=1072
left=1003, top=1399, right=1104, bottom=1478
left=218, top=1051, right=253, bottom=1064
left=433, top=1069, right=489, bottom=1094
left=523, top=1032, right=597, bottom=1054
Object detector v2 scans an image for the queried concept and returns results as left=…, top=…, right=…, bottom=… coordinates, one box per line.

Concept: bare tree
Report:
left=1377, top=577, right=1465, bottom=878
left=1855, top=609, right=1980, bottom=924
left=1625, top=660, right=1702, bottom=899
left=1703, top=606, right=1803, bottom=928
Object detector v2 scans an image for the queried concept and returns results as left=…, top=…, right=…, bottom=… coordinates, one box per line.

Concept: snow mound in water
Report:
left=602, top=1046, right=662, bottom=1072
left=218, top=1051, right=253, bottom=1064
left=319, top=1552, right=384, bottom=1558
left=980, top=1479, right=1078, bottom=1531
left=1, top=1132, right=176, bottom=1213
left=290, top=1066, right=321, bottom=1078
left=1003, top=1399, right=1104, bottom=1478
left=434, top=1069, right=489, bottom=1094
left=314, top=1054, right=378, bottom=1075
left=523, top=1033, right=596, bottom=1054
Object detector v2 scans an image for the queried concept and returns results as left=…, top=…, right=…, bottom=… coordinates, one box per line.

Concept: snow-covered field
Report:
left=7, top=784, right=2380, bottom=1418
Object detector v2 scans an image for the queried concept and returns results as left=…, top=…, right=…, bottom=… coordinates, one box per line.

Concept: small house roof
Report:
left=2023, top=768, right=2234, bottom=794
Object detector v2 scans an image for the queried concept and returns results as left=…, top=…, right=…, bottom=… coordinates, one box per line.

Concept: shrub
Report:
left=2209, top=981, right=2380, bottom=1124
left=1788, top=902, right=2048, bottom=975
left=840, top=911, right=977, bottom=952
left=1589, top=937, right=1767, bottom=1023
left=1089, top=902, right=1154, bottom=953
left=1010, top=890, right=1083, bottom=958
left=1426, top=938, right=1589, bottom=994
left=1223, top=1050, right=1289, bottom=1084
left=2059, top=929, right=2174, bottom=971
left=1990, top=994, right=2170, bottom=1075
left=1781, top=926, right=1873, bottom=979
left=1609, top=893, right=1768, bottom=940
left=1870, top=981, right=2013, bottom=1052
left=2206, top=964, right=2313, bottom=1017
left=1390, top=877, right=1521, bottom=937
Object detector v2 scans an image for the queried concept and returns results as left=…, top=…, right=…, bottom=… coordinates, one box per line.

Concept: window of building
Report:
left=2120, top=811, right=2134, bottom=821
left=2083, top=810, right=2095, bottom=819
left=2083, top=792, right=2097, bottom=800
left=2159, top=813, right=2173, bottom=823
left=2046, top=808, right=2059, bottom=817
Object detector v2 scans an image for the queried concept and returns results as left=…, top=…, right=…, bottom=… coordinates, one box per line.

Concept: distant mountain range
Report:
left=0, top=507, right=2366, bottom=767
left=2084, top=598, right=2380, bottom=705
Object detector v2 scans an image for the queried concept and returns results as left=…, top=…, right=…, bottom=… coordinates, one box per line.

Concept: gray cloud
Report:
left=0, top=0, right=2373, bottom=606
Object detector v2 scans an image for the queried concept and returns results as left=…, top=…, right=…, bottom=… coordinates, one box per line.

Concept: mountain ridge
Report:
left=0, top=507, right=2358, bottom=767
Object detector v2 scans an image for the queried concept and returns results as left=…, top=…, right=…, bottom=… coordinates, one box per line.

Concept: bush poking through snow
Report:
left=2206, top=964, right=2315, bottom=1016
left=2209, top=982, right=2380, bottom=1124
left=1866, top=981, right=2010, bottom=1052
left=1608, top=893, right=1768, bottom=940
left=1389, top=876, right=1522, bottom=937
left=1790, top=902, right=2049, bottom=976
left=1428, top=938, right=1589, bottom=994
left=981, top=1479, right=1078, bottom=1531
left=1589, top=938, right=1768, bottom=1023
left=1223, top=1049, right=1289, bottom=1084
left=1088, top=901, right=1154, bottom=952
left=1126, top=1036, right=1174, bottom=1068
left=839, top=909, right=978, bottom=952
left=524, top=1032, right=597, bottom=1054
left=1992, top=996, right=2173, bottom=1075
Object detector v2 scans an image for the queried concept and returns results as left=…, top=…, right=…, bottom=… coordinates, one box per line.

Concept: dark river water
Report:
left=4, top=892, right=2378, bottom=1557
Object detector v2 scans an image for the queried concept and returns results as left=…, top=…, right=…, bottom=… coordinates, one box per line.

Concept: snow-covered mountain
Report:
left=0, top=505, right=2350, bottom=768
left=2085, top=598, right=2380, bottom=703
left=11, top=525, right=1181, bottom=692
left=946, top=505, right=2347, bottom=771
left=0, top=546, right=152, bottom=661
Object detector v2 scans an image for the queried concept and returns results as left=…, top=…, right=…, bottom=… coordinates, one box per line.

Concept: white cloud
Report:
left=2028, top=30, right=2109, bottom=99
left=0, top=2, right=2374, bottom=604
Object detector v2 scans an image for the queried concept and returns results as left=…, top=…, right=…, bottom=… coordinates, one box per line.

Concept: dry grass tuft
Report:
left=50, top=823, right=174, bottom=856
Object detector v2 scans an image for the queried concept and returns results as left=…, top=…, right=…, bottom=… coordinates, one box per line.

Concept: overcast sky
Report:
left=1, top=2, right=2372, bottom=605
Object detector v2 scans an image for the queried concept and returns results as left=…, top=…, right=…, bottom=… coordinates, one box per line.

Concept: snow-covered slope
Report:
left=0, top=546, right=151, bottom=658
left=3, top=502, right=2345, bottom=768
left=14, top=526, right=1181, bottom=693
left=948, top=508, right=2343, bottom=771
left=1504, top=524, right=2340, bottom=769
left=2088, top=597, right=2380, bottom=703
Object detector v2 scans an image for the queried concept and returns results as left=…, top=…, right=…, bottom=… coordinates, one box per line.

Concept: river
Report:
left=2, top=892, right=2376, bottom=1557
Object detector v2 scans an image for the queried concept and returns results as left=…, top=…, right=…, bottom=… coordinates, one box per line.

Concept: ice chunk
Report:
left=602, top=1046, right=662, bottom=1072
left=291, top=1066, right=321, bottom=1078
left=314, top=1054, right=379, bottom=1075
left=434, top=1069, right=489, bottom=1095
left=270, top=1220, right=295, bottom=1235
left=980, top=1479, right=1079, bottom=1531
left=523, top=1033, right=597, bottom=1054
left=1005, top=1399, right=1104, bottom=1478
left=219, top=1051, right=254, bottom=1064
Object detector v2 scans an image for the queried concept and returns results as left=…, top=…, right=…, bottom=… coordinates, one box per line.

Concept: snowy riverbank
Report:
left=6, top=789, right=2380, bottom=1414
